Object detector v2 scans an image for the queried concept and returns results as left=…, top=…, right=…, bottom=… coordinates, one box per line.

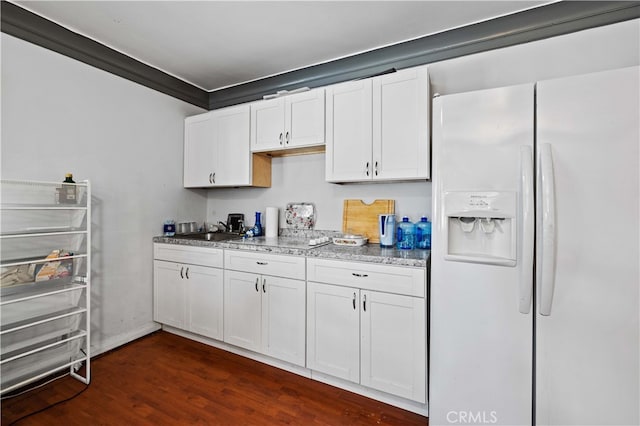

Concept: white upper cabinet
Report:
left=251, top=88, right=325, bottom=153
left=325, top=79, right=373, bottom=181
left=326, top=66, right=430, bottom=182
left=184, top=104, right=270, bottom=188
left=373, top=67, right=430, bottom=180
left=184, top=111, right=216, bottom=187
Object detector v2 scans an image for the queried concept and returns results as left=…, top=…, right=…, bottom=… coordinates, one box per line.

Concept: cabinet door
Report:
left=373, top=66, right=429, bottom=180
left=184, top=112, right=216, bottom=187
left=212, top=104, right=251, bottom=186
left=285, top=88, right=325, bottom=149
left=223, top=270, right=261, bottom=352
left=153, top=260, right=186, bottom=329
left=307, top=282, right=360, bottom=383
left=261, top=276, right=306, bottom=366
left=360, top=291, right=426, bottom=403
left=187, top=264, right=224, bottom=340
left=325, top=79, right=373, bottom=182
left=251, top=97, right=285, bottom=151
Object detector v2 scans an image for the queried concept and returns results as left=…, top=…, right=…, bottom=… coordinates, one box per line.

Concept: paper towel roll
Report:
left=266, top=207, right=279, bottom=238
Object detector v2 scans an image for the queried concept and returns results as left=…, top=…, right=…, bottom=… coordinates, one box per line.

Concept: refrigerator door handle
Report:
left=539, top=143, right=557, bottom=316
left=519, top=146, right=534, bottom=314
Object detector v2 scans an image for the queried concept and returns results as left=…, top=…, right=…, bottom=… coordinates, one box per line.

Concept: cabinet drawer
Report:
left=154, top=243, right=223, bottom=268
left=224, top=250, right=305, bottom=280
left=306, top=258, right=425, bottom=297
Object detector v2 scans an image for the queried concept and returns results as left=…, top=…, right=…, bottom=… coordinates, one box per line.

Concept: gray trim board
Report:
left=2, top=1, right=639, bottom=111
left=209, top=1, right=640, bottom=109
left=1, top=1, right=210, bottom=109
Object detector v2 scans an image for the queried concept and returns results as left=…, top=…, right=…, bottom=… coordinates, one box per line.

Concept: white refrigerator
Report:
left=429, top=66, right=639, bottom=426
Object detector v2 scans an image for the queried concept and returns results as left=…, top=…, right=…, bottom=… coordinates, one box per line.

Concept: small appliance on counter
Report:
left=378, top=214, right=395, bottom=247
left=225, top=213, right=244, bottom=233
left=176, top=221, right=199, bottom=234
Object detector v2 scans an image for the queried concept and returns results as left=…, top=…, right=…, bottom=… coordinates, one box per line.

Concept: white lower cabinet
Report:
left=306, top=258, right=427, bottom=403
left=153, top=244, right=224, bottom=340
left=307, top=282, right=360, bottom=382
left=224, top=251, right=306, bottom=367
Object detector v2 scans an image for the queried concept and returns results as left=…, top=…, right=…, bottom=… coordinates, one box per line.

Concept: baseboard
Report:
left=161, top=326, right=428, bottom=416
left=311, top=371, right=429, bottom=416
left=91, top=322, right=161, bottom=357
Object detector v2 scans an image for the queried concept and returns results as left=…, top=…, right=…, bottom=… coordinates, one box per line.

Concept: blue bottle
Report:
left=396, top=216, right=416, bottom=250
left=252, top=212, right=263, bottom=237
left=416, top=216, right=431, bottom=249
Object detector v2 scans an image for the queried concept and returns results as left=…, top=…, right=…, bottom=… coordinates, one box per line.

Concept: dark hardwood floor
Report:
left=2, top=331, right=427, bottom=425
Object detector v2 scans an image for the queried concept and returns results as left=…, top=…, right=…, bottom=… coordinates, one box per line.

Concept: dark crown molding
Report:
left=2, top=1, right=639, bottom=111
left=209, top=1, right=640, bottom=109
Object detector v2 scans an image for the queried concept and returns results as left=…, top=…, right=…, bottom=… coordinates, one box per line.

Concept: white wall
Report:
left=1, top=34, right=207, bottom=354
left=207, top=19, right=639, bottom=231
left=429, top=18, right=640, bottom=96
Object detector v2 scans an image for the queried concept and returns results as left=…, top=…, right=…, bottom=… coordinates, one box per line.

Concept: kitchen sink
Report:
left=177, top=232, right=243, bottom=242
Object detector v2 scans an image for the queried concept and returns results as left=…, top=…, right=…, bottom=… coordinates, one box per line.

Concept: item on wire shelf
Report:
left=35, top=249, right=74, bottom=282
left=1, top=264, right=36, bottom=287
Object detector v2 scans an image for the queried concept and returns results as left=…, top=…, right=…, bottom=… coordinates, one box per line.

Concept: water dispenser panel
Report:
left=443, top=191, right=517, bottom=266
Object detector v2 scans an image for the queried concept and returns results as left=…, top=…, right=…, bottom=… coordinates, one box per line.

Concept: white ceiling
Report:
left=13, top=1, right=549, bottom=92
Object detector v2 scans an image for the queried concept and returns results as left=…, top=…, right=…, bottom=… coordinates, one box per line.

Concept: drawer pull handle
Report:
left=256, top=261, right=268, bottom=266
left=352, top=292, right=356, bottom=310
left=185, top=267, right=189, bottom=279
left=180, top=266, right=184, bottom=279
left=255, top=278, right=259, bottom=292
left=352, top=273, right=368, bottom=278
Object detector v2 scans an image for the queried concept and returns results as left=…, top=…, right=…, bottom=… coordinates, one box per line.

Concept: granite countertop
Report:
left=153, top=234, right=429, bottom=268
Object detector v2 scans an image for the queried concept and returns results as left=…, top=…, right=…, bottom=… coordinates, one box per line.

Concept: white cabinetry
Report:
left=326, top=66, right=430, bottom=182
left=184, top=104, right=270, bottom=188
left=251, top=88, right=325, bottom=153
left=306, top=258, right=426, bottom=403
left=0, top=179, right=91, bottom=394
left=224, top=250, right=305, bottom=366
left=153, top=244, right=223, bottom=340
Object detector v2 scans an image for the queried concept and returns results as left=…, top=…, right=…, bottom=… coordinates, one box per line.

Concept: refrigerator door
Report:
left=536, top=66, right=639, bottom=426
left=430, top=84, right=534, bottom=426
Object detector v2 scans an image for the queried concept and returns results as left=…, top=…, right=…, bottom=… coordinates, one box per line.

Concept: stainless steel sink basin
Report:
left=177, top=232, right=242, bottom=242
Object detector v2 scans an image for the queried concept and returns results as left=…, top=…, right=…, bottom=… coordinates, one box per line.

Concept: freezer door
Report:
left=536, top=66, right=639, bottom=426
left=430, top=83, right=534, bottom=426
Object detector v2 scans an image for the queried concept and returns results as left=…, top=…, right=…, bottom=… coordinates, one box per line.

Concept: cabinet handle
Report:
left=212, top=172, right=216, bottom=184
left=352, top=273, right=368, bottom=278
left=363, top=294, right=367, bottom=312
left=279, top=133, right=283, bottom=145
left=185, top=267, right=189, bottom=279
left=209, top=173, right=213, bottom=184
left=285, top=131, right=290, bottom=144
left=352, top=292, right=356, bottom=310
left=180, top=266, right=184, bottom=279
left=256, top=261, right=268, bottom=266
left=255, top=277, right=259, bottom=292
left=374, top=161, right=379, bottom=176
left=262, top=278, right=266, bottom=293
left=365, top=162, right=370, bottom=176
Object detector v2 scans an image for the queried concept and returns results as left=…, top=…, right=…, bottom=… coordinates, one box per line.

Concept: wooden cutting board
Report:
left=342, top=199, right=395, bottom=244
